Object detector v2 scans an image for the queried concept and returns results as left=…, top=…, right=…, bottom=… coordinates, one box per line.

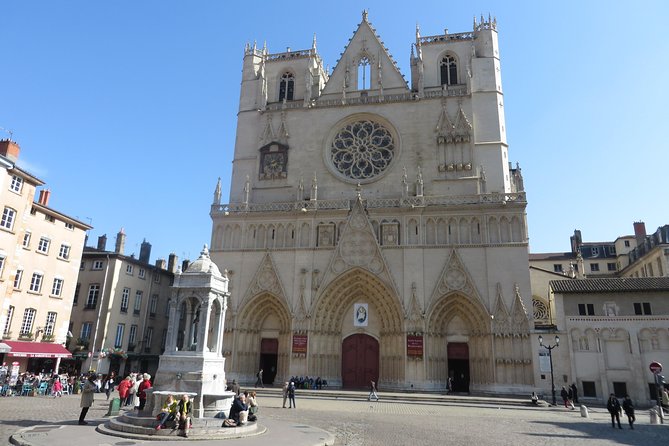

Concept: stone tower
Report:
left=210, top=13, right=534, bottom=393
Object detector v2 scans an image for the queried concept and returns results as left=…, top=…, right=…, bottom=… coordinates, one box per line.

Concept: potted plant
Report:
left=41, top=334, right=55, bottom=342
left=18, top=331, right=34, bottom=341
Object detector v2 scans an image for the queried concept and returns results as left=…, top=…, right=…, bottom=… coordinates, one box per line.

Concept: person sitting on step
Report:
left=155, top=394, right=178, bottom=430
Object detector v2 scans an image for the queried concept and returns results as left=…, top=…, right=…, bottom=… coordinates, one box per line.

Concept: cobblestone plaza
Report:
left=1, top=392, right=667, bottom=445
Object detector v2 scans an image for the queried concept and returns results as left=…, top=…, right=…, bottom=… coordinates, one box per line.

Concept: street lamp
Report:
left=539, top=334, right=559, bottom=406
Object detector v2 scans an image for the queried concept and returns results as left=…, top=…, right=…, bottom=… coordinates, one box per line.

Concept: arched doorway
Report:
left=259, top=338, right=278, bottom=385
left=342, top=334, right=379, bottom=388
left=447, top=342, right=469, bottom=393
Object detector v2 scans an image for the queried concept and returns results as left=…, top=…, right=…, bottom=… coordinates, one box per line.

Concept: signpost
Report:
left=650, top=361, right=664, bottom=424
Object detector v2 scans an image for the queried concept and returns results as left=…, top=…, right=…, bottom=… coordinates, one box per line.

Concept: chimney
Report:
left=182, top=259, right=190, bottom=272
left=97, top=234, right=107, bottom=250
left=155, top=259, right=166, bottom=270
left=570, top=229, right=582, bottom=253
left=37, top=189, right=51, bottom=206
left=0, top=139, right=20, bottom=163
left=633, top=221, right=647, bottom=244
left=115, top=228, right=126, bottom=254
left=139, top=239, right=151, bottom=263
left=168, top=253, right=178, bottom=273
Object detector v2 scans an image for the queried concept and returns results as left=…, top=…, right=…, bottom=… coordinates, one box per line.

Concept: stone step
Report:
left=251, top=386, right=539, bottom=407
left=100, top=415, right=263, bottom=441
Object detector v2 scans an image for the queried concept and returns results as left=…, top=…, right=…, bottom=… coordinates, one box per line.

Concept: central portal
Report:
left=341, top=334, right=379, bottom=389
left=447, top=342, right=470, bottom=393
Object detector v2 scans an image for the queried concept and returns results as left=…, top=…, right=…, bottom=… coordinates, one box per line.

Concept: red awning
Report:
left=3, top=341, right=72, bottom=358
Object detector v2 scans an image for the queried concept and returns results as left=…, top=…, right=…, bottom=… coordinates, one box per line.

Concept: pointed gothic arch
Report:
left=439, top=52, right=459, bottom=86
left=278, top=71, right=295, bottom=101
left=425, top=292, right=493, bottom=390
left=309, top=267, right=405, bottom=387
left=233, top=292, right=292, bottom=383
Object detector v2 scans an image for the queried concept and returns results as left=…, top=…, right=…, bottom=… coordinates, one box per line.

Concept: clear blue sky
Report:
left=2, top=1, right=667, bottom=262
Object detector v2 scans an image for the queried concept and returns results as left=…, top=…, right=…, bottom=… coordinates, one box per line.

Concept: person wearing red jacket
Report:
left=116, top=376, right=132, bottom=406
left=137, top=373, right=152, bottom=411
left=116, top=376, right=132, bottom=405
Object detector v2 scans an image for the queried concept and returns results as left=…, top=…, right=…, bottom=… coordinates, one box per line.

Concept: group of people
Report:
left=222, top=390, right=260, bottom=427
left=154, top=393, right=193, bottom=437
left=287, top=375, right=326, bottom=390
left=0, top=371, right=80, bottom=396
left=559, top=383, right=579, bottom=409
left=114, top=372, right=153, bottom=410
left=607, top=394, right=636, bottom=429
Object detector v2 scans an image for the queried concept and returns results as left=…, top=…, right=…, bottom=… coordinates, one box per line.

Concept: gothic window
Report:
left=358, top=56, right=371, bottom=90
left=440, top=55, right=458, bottom=86
left=279, top=72, right=294, bottom=101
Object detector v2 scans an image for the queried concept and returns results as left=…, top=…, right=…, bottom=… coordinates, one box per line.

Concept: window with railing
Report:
left=120, top=287, right=130, bottom=313
left=129, top=324, right=137, bottom=347
left=3, top=305, right=14, bottom=335
left=20, top=308, right=36, bottom=336
left=13, top=269, right=23, bottom=289
left=115, top=324, right=125, bottom=348
left=149, top=294, right=158, bottom=317
left=51, top=277, right=64, bottom=297
left=29, top=273, right=43, bottom=293
left=44, top=312, right=57, bottom=336
left=133, top=291, right=143, bottom=315
left=86, top=284, right=100, bottom=309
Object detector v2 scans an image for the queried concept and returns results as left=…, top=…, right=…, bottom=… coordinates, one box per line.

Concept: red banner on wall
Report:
left=406, top=334, right=423, bottom=357
left=292, top=334, right=308, bottom=354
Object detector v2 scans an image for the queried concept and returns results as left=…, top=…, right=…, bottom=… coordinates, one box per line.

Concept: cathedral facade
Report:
left=210, top=13, right=535, bottom=393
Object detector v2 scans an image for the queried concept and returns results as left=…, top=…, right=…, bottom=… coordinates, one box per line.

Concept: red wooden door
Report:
left=341, top=334, right=379, bottom=388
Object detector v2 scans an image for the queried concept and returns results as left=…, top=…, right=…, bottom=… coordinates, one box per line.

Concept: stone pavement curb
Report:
left=9, top=418, right=335, bottom=446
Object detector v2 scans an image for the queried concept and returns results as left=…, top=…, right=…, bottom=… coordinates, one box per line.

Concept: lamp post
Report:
left=539, top=334, right=559, bottom=406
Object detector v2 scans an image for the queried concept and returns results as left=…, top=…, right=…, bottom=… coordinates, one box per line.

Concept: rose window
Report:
left=330, top=120, right=395, bottom=180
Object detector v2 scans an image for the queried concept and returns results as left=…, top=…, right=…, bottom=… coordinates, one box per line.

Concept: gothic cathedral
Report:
left=210, top=13, right=534, bottom=393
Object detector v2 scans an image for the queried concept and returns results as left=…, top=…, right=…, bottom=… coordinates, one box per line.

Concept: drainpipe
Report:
left=87, top=254, right=111, bottom=372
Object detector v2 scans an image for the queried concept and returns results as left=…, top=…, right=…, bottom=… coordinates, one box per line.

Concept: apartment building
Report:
left=67, top=230, right=178, bottom=377
left=0, top=139, right=91, bottom=373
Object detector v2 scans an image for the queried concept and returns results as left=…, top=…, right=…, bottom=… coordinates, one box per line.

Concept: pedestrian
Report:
left=155, top=394, right=178, bottom=430
left=607, top=393, right=622, bottom=429
left=230, top=379, right=240, bottom=396
left=447, top=376, right=453, bottom=394
left=622, top=395, right=635, bottom=429
left=117, top=376, right=132, bottom=406
left=560, top=386, right=570, bottom=409
left=368, top=380, right=379, bottom=401
left=570, top=382, right=579, bottom=405
left=103, top=373, right=116, bottom=401
left=530, top=392, right=539, bottom=405
left=78, top=373, right=97, bottom=425
left=52, top=376, right=63, bottom=398
left=288, top=381, right=296, bottom=408
left=138, top=373, right=152, bottom=411
left=255, top=369, right=264, bottom=388
left=662, top=386, right=669, bottom=415
left=282, top=381, right=289, bottom=408
left=176, top=394, right=193, bottom=438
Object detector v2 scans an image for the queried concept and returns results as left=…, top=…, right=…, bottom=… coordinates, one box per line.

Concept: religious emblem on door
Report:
left=354, top=303, right=368, bottom=327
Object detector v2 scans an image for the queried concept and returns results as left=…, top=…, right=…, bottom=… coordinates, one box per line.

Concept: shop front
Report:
left=3, top=340, right=72, bottom=374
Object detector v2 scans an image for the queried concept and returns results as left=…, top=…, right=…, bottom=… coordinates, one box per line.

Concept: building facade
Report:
left=0, top=139, right=90, bottom=373
left=210, top=14, right=536, bottom=393
left=67, top=231, right=176, bottom=377
left=550, top=278, right=669, bottom=405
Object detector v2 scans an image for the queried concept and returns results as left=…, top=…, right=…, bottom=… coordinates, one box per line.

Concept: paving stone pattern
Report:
left=1, top=392, right=668, bottom=446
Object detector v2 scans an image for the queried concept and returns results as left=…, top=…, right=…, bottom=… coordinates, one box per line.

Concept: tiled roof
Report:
left=550, top=277, right=669, bottom=293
